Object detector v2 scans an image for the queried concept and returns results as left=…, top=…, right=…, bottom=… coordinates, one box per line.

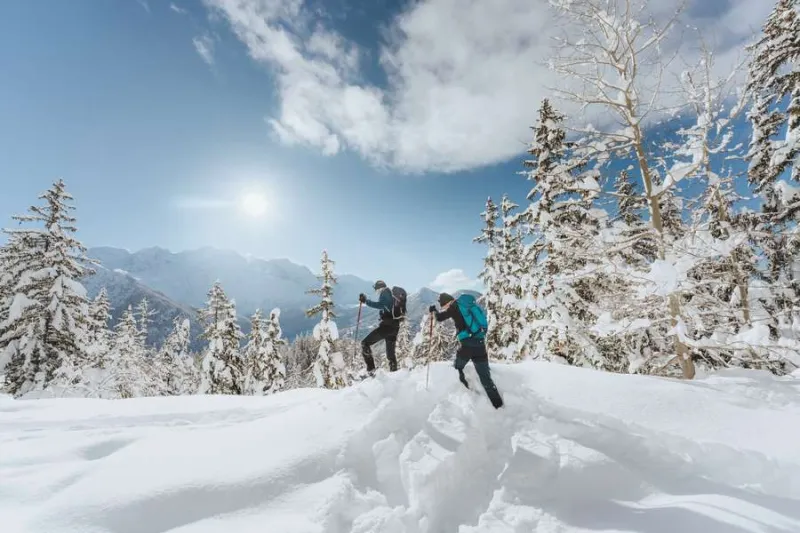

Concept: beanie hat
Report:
left=438, top=293, right=454, bottom=306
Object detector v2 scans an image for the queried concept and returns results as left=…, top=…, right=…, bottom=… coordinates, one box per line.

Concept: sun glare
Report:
left=240, top=192, right=269, bottom=217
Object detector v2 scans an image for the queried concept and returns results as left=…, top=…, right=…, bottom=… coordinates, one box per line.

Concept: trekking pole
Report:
left=353, top=302, right=363, bottom=361
left=425, top=310, right=434, bottom=389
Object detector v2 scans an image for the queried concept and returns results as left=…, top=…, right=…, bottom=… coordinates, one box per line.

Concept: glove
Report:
left=429, top=305, right=437, bottom=314
left=359, top=293, right=367, bottom=304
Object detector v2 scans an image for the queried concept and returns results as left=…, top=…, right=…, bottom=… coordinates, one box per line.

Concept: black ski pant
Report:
left=361, top=320, right=400, bottom=372
left=454, top=341, right=503, bottom=409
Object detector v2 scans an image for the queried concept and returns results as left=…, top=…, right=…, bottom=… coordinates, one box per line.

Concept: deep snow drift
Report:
left=2, top=362, right=800, bottom=533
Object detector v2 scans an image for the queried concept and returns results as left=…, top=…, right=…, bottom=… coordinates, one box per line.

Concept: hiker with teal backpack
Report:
left=429, top=293, right=504, bottom=409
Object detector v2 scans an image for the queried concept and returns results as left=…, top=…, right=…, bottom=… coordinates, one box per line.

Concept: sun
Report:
left=239, top=192, right=269, bottom=217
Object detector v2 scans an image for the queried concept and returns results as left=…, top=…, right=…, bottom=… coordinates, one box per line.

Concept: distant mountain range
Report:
left=82, top=247, right=480, bottom=351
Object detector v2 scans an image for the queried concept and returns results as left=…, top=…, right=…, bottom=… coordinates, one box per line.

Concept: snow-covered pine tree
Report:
left=198, top=281, right=244, bottom=395
left=412, top=312, right=454, bottom=366
left=243, top=309, right=286, bottom=395
left=242, top=309, right=267, bottom=395
left=0, top=236, right=25, bottom=376
left=108, top=305, right=153, bottom=398
left=86, top=288, right=112, bottom=369
left=612, top=169, right=658, bottom=267
left=285, top=332, right=319, bottom=389
left=513, top=98, right=606, bottom=368
left=306, top=250, right=347, bottom=388
left=1, top=179, right=94, bottom=397
left=744, top=0, right=800, bottom=344
left=263, top=309, right=287, bottom=394
left=473, top=197, right=503, bottom=357
left=745, top=0, right=800, bottom=188
left=156, top=316, right=196, bottom=395
left=493, top=196, right=527, bottom=361
left=135, top=297, right=157, bottom=348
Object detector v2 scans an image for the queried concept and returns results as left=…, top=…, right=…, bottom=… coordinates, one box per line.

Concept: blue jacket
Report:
left=366, top=288, right=393, bottom=319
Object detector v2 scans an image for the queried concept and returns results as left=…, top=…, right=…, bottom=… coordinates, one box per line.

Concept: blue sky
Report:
left=0, top=0, right=770, bottom=293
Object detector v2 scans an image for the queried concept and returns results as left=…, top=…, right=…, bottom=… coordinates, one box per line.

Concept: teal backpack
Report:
left=455, top=294, right=488, bottom=341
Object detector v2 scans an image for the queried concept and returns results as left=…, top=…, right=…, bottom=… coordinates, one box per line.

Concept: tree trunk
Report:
left=632, top=122, right=696, bottom=379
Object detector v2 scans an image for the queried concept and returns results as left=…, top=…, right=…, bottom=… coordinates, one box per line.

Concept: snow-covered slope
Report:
left=3, top=363, right=799, bottom=533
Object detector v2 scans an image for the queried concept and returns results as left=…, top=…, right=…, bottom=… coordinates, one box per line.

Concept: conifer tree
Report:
left=198, top=281, right=244, bottom=395
left=744, top=0, right=800, bottom=337
left=108, top=306, right=152, bottom=398
left=1, top=179, right=94, bottom=397
left=745, top=0, right=800, bottom=188
left=263, top=309, right=287, bottom=394
left=156, top=316, right=196, bottom=395
left=306, top=251, right=347, bottom=388
left=516, top=99, right=605, bottom=368
left=135, top=297, right=157, bottom=348
left=243, top=310, right=268, bottom=395
left=612, top=169, right=657, bottom=267
left=243, top=309, right=285, bottom=395
left=86, top=288, right=112, bottom=368
left=474, top=197, right=503, bottom=356
left=412, top=312, right=454, bottom=365
left=494, top=196, right=526, bottom=360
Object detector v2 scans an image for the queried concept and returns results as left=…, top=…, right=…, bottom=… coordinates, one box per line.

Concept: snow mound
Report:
left=2, top=362, right=800, bottom=533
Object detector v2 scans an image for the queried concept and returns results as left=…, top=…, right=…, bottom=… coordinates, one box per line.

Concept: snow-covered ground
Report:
left=2, top=362, right=800, bottom=533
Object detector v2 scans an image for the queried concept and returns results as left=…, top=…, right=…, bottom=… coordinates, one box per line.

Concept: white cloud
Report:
left=193, top=34, right=216, bottom=66
left=136, top=0, right=151, bottom=14
left=170, top=3, right=187, bottom=15
left=202, top=0, right=773, bottom=173
left=430, top=269, right=483, bottom=294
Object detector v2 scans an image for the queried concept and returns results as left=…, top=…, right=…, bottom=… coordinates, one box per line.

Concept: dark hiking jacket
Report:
left=366, top=287, right=395, bottom=323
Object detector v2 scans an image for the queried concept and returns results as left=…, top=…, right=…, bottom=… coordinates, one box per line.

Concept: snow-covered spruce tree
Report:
left=745, top=0, right=800, bottom=188
left=243, top=309, right=286, bottom=395
left=744, top=0, right=800, bottom=343
left=513, top=98, right=607, bottom=369
left=412, top=312, right=455, bottom=366
left=198, top=281, right=244, bottom=395
left=285, top=332, right=319, bottom=389
left=242, top=310, right=267, bottom=395
left=155, top=316, right=197, bottom=395
left=1, top=179, right=95, bottom=397
left=306, top=251, right=348, bottom=389
left=107, top=306, right=153, bottom=398
left=135, top=297, right=157, bottom=348
left=494, top=196, right=528, bottom=361
left=86, top=288, right=112, bottom=369
left=263, top=309, right=286, bottom=393
left=0, top=236, right=26, bottom=376
left=612, top=169, right=658, bottom=267
left=546, top=0, right=706, bottom=378
left=473, top=197, right=503, bottom=357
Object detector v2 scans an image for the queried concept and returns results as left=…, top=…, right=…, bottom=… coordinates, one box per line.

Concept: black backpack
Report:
left=390, top=286, right=407, bottom=319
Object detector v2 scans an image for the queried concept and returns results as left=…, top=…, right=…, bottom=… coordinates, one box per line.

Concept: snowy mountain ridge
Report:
left=83, top=246, right=480, bottom=346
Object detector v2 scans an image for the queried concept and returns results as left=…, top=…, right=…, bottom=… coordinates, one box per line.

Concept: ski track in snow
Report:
left=2, top=362, right=800, bottom=533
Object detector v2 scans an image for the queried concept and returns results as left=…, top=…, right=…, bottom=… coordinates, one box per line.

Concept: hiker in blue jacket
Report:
left=359, top=280, right=401, bottom=374
left=429, top=292, right=504, bottom=409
